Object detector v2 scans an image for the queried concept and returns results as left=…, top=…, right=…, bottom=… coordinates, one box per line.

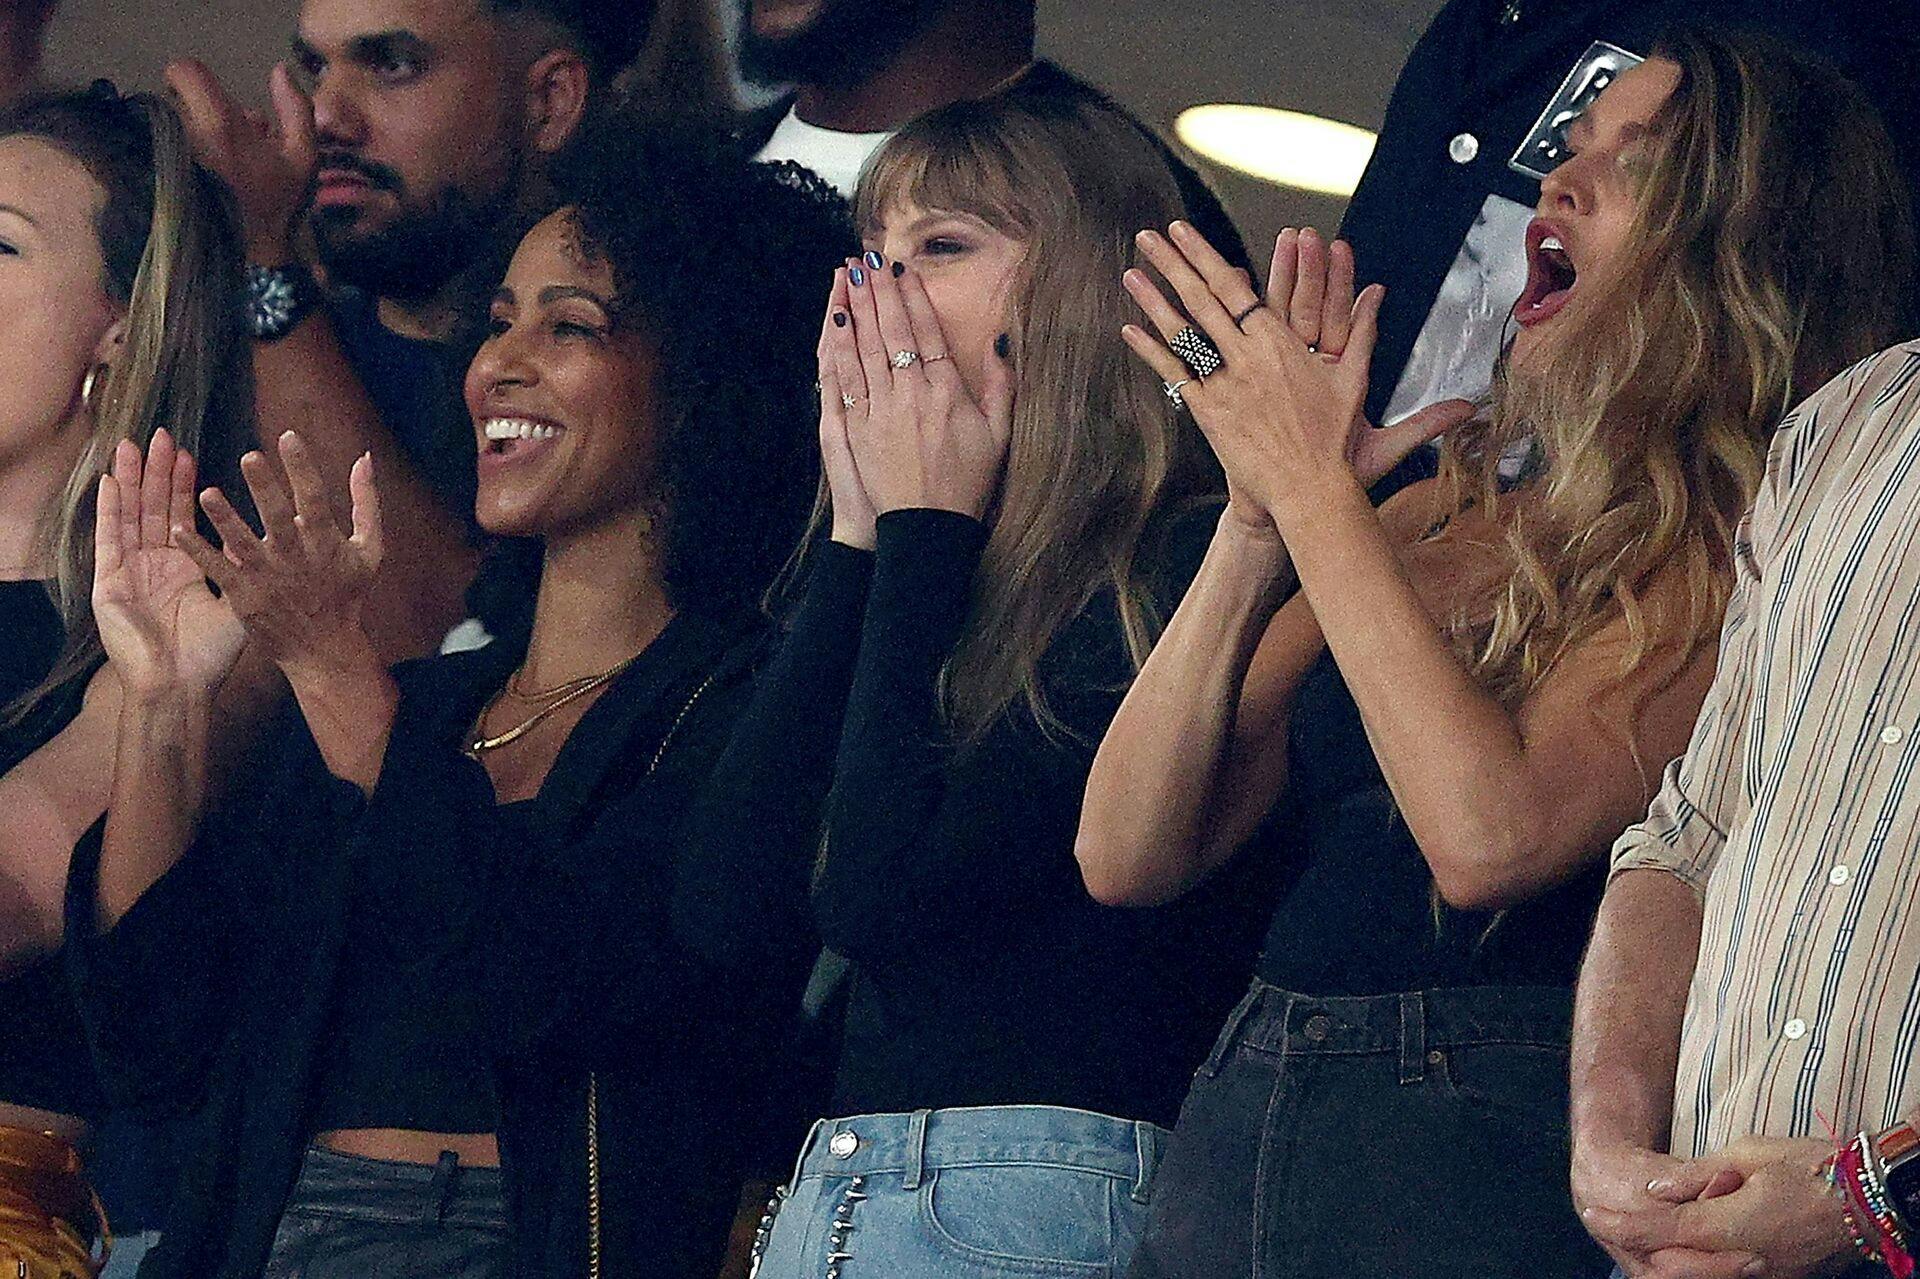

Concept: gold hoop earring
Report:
left=80, top=365, right=109, bottom=418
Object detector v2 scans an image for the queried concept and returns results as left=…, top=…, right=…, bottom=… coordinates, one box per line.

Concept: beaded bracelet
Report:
left=1834, top=1131, right=1918, bottom=1277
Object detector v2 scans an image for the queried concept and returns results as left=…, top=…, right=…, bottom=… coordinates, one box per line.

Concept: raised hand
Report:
left=165, top=58, right=316, bottom=261
left=818, top=265, right=879, bottom=550
left=92, top=430, right=247, bottom=700
left=833, top=254, right=1013, bottom=523
left=175, top=431, right=383, bottom=684
left=1122, top=222, right=1476, bottom=534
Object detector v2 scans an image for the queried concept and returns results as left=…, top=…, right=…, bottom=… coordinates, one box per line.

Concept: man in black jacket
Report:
left=1343, top=0, right=1920, bottom=427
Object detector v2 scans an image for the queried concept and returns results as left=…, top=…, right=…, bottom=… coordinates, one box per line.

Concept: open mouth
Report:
left=1514, top=220, right=1579, bottom=328
left=480, top=416, right=566, bottom=465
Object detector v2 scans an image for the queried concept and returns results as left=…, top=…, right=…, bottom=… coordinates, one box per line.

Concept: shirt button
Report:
left=1882, top=725, right=1905, bottom=745
left=1783, top=1018, right=1808, bottom=1041
left=1829, top=865, right=1851, bottom=886
left=828, top=1130, right=859, bottom=1158
left=1448, top=133, right=1480, bottom=165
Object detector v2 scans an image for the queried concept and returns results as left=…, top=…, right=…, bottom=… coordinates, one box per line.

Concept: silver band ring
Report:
left=921, top=352, right=951, bottom=364
left=1163, top=377, right=1195, bottom=410
left=890, top=349, right=921, bottom=369
left=1232, top=302, right=1265, bottom=326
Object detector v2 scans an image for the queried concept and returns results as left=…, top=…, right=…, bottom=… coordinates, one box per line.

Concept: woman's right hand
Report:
left=832, top=254, right=1014, bottom=525
left=175, top=430, right=384, bottom=687
left=92, top=430, right=246, bottom=702
left=818, top=265, right=879, bottom=550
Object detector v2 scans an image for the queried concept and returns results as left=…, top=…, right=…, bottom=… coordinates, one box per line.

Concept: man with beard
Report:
left=167, top=0, right=648, bottom=657
left=736, top=0, right=1246, bottom=264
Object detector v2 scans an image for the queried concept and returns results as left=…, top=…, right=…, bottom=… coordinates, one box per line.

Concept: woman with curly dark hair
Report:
left=62, top=124, right=854, bottom=1279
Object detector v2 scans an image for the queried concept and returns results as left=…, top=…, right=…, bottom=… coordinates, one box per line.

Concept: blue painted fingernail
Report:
left=891, top=260, right=905, bottom=278
left=863, top=251, right=884, bottom=270
left=849, top=265, right=865, bottom=287
left=832, top=311, right=848, bottom=327
left=995, top=333, right=1011, bottom=359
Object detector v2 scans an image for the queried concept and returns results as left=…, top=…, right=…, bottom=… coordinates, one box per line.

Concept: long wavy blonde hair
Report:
left=0, top=86, right=252, bottom=732
left=843, top=86, right=1227, bottom=743
left=1436, top=25, right=1915, bottom=712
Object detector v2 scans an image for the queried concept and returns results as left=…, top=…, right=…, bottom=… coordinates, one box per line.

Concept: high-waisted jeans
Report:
left=750, top=1104, right=1167, bottom=1279
left=1128, top=980, right=1611, bottom=1279
left=261, top=1146, right=509, bottom=1279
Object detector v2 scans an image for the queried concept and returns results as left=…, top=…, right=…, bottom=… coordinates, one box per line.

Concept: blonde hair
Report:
left=1, top=85, right=253, bottom=731
left=1436, top=26, right=1915, bottom=712
left=836, top=87, right=1227, bottom=743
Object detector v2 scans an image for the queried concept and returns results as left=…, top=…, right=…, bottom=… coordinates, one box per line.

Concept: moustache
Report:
left=310, top=151, right=404, bottom=194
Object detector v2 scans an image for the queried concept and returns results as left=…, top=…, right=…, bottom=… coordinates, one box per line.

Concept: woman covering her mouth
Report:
left=66, top=123, right=856, bottom=1279
left=1078, top=25, right=1915, bottom=1279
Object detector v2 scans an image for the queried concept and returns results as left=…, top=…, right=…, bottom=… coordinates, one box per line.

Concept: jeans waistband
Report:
left=287, top=1144, right=506, bottom=1229
left=1203, top=981, right=1574, bottom=1079
left=793, top=1105, right=1166, bottom=1204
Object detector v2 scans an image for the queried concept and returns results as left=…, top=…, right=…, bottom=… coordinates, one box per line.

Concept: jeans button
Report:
left=829, top=1130, right=859, bottom=1158
left=1302, top=1013, right=1333, bottom=1042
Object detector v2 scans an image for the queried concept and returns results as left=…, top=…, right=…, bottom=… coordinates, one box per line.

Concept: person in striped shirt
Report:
left=1574, top=343, right=1920, bottom=1277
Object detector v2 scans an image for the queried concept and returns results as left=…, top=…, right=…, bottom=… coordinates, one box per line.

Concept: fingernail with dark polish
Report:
left=863, top=250, right=884, bottom=270
left=891, top=260, right=905, bottom=278
left=995, top=333, right=1011, bottom=359
left=833, top=311, right=848, bottom=327
left=849, top=265, right=865, bottom=286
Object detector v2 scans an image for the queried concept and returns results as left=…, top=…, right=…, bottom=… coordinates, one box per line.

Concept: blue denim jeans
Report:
left=751, top=1105, right=1167, bottom=1278
left=261, top=1146, right=509, bottom=1279
left=1129, top=981, right=1610, bottom=1279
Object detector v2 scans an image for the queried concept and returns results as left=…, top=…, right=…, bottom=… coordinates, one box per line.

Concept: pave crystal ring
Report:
left=1169, top=325, right=1224, bottom=378
left=841, top=393, right=860, bottom=410
left=890, top=349, right=921, bottom=369
left=1163, top=377, right=1195, bottom=410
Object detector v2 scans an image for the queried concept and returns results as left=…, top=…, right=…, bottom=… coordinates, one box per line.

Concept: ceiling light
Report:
left=1174, top=105, right=1378, bottom=197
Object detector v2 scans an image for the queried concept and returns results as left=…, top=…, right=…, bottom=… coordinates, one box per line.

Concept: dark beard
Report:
left=312, top=181, right=516, bottom=306
left=737, top=0, right=950, bottom=89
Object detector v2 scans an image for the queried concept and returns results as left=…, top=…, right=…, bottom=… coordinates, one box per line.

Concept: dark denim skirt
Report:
left=1127, top=980, right=1611, bottom=1279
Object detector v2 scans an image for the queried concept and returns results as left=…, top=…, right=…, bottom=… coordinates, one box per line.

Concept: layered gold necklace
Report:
left=464, top=652, right=640, bottom=759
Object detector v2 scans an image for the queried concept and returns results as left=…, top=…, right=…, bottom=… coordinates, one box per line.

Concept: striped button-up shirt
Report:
left=1612, top=340, right=1920, bottom=1157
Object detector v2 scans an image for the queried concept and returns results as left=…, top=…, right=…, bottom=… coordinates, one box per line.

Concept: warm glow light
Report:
left=1175, top=105, right=1378, bottom=197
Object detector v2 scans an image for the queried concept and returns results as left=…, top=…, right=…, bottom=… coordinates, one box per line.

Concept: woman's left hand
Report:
left=1122, top=221, right=1469, bottom=532
left=835, top=255, right=1013, bottom=522
left=176, top=430, right=384, bottom=686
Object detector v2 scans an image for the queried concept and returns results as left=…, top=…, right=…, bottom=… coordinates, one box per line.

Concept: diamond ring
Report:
left=890, top=349, right=921, bottom=369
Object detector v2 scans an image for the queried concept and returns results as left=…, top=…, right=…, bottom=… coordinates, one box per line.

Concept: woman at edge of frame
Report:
left=1077, top=25, right=1917, bottom=1279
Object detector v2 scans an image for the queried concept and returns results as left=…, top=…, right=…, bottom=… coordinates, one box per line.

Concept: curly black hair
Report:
left=543, top=122, right=854, bottom=617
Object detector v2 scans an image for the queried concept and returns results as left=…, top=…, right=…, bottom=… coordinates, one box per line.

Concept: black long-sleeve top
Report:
left=66, top=605, right=804, bottom=1279
left=687, top=508, right=1271, bottom=1129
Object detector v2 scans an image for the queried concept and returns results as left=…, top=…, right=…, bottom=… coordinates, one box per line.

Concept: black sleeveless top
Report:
left=1255, top=652, right=1605, bottom=996
left=0, top=579, right=106, bottom=1118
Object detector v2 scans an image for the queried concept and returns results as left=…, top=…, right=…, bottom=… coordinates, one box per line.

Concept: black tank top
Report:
left=0, top=579, right=107, bottom=1118
left=1255, top=652, right=1605, bottom=996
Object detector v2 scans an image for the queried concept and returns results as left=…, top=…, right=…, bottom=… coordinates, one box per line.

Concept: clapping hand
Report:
left=175, top=431, right=382, bottom=686
left=819, top=255, right=1013, bottom=531
left=1121, top=223, right=1475, bottom=534
left=92, top=430, right=247, bottom=701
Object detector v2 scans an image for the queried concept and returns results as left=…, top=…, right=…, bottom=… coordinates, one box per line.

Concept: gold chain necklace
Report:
left=464, top=653, right=639, bottom=758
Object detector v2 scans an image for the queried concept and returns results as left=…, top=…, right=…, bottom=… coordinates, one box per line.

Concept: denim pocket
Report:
left=1437, top=1040, right=1571, bottom=1127
left=919, top=1163, right=1122, bottom=1274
